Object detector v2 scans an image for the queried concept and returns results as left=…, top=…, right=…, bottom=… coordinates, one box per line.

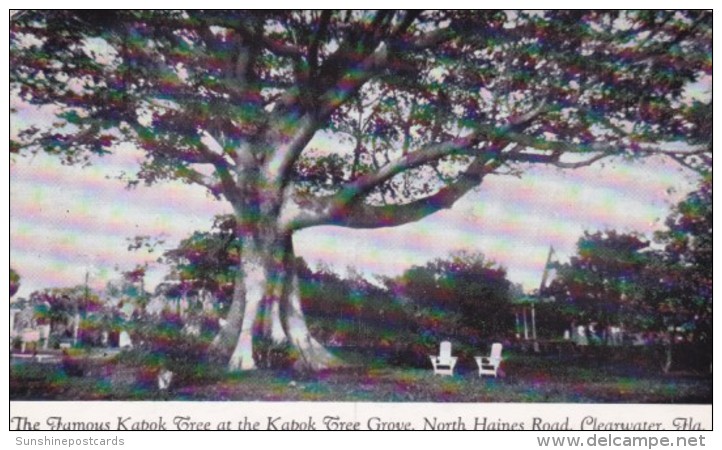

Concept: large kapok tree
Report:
left=10, top=10, right=711, bottom=371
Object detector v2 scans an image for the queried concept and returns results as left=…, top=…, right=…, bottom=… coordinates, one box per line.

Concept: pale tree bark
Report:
left=283, top=275, right=339, bottom=371
left=211, top=268, right=245, bottom=357
left=209, top=213, right=340, bottom=371
left=264, top=298, right=288, bottom=343
left=227, top=257, right=266, bottom=371
left=279, top=240, right=339, bottom=371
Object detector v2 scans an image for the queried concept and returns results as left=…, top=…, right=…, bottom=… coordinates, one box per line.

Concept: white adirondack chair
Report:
left=475, top=342, right=503, bottom=377
left=119, top=330, right=133, bottom=349
left=429, top=341, right=458, bottom=376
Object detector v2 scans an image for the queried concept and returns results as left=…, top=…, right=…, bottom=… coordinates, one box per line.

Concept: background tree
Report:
left=648, top=177, right=712, bottom=371
left=10, top=268, right=21, bottom=298
left=29, top=286, right=103, bottom=344
left=161, top=215, right=239, bottom=314
left=11, top=10, right=712, bottom=371
left=104, top=266, right=151, bottom=318
left=546, top=230, right=653, bottom=329
left=547, top=178, right=712, bottom=372
left=390, top=251, right=513, bottom=344
left=298, top=260, right=415, bottom=352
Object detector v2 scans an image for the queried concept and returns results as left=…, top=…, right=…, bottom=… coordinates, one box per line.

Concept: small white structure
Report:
left=429, top=341, right=458, bottom=376
left=183, top=323, right=201, bottom=336
left=575, top=325, right=589, bottom=346
left=475, top=342, right=503, bottom=377
left=38, top=324, right=51, bottom=350
left=157, top=369, right=173, bottom=391
left=10, top=305, right=35, bottom=348
left=118, top=330, right=133, bottom=349
left=608, top=326, right=623, bottom=346
left=10, top=307, right=21, bottom=343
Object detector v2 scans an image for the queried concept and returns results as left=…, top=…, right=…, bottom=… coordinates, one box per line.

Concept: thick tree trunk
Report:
left=210, top=268, right=245, bottom=358
left=211, top=225, right=338, bottom=372
left=227, top=258, right=266, bottom=371
left=281, top=270, right=339, bottom=371
left=209, top=232, right=271, bottom=370
left=265, top=299, right=286, bottom=343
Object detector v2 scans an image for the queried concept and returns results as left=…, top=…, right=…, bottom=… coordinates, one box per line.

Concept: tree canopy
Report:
left=29, top=285, right=103, bottom=328
left=11, top=10, right=711, bottom=226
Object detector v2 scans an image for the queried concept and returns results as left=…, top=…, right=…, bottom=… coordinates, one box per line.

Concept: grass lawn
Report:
left=10, top=347, right=711, bottom=403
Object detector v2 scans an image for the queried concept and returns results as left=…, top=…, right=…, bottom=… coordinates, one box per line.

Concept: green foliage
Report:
left=160, top=215, right=239, bottom=313
left=547, top=230, right=652, bottom=326
left=650, top=177, right=712, bottom=349
left=103, top=265, right=152, bottom=317
left=390, top=251, right=514, bottom=343
left=10, top=11, right=711, bottom=210
left=532, top=300, right=581, bottom=339
left=548, top=178, right=711, bottom=364
left=10, top=268, right=20, bottom=297
left=119, top=310, right=222, bottom=386
left=657, top=176, right=712, bottom=269
left=298, top=259, right=416, bottom=352
left=30, top=286, right=102, bottom=323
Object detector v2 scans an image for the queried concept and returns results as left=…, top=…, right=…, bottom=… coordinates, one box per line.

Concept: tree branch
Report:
left=406, top=26, right=456, bottom=50
left=307, top=11, right=332, bottom=79
left=507, top=100, right=549, bottom=128
left=476, top=118, right=709, bottom=168
left=128, top=112, right=243, bottom=203
left=194, top=142, right=243, bottom=204
left=263, top=114, right=321, bottom=188
left=505, top=150, right=610, bottom=169
left=236, top=22, right=305, bottom=59
left=392, top=10, right=422, bottom=36
left=287, top=154, right=499, bottom=230
left=317, top=42, right=391, bottom=118
left=263, top=31, right=396, bottom=189
left=176, top=166, right=223, bottom=199
left=325, top=132, right=483, bottom=210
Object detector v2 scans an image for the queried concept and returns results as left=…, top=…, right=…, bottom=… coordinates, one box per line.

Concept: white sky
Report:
left=9, top=140, right=699, bottom=298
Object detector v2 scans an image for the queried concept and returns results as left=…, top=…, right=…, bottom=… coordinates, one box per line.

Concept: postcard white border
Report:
left=4, top=2, right=719, bottom=444
left=9, top=402, right=711, bottom=431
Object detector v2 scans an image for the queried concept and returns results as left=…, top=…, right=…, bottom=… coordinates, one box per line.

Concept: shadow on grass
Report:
left=10, top=347, right=711, bottom=403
